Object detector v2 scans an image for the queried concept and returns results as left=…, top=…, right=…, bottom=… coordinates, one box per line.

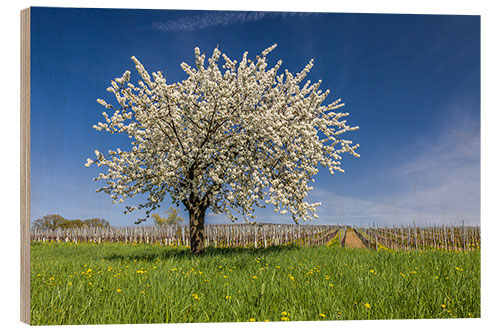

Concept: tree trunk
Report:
left=188, top=205, right=206, bottom=254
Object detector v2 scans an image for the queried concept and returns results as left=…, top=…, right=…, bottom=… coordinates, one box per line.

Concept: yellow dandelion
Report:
left=67, top=281, right=72, bottom=286
left=337, top=311, right=342, bottom=315
left=281, top=317, right=290, bottom=321
left=441, top=304, right=446, bottom=309
left=252, top=276, right=258, bottom=279
left=249, top=318, right=256, bottom=322
left=225, top=295, right=231, bottom=300
left=365, top=303, right=371, bottom=309
left=192, top=293, right=200, bottom=300
left=329, top=283, right=334, bottom=287
left=400, top=273, right=405, bottom=277
left=116, top=288, right=122, bottom=293
left=369, top=269, right=375, bottom=273
left=319, top=313, right=326, bottom=318
left=265, top=319, right=270, bottom=322
left=224, top=275, right=228, bottom=279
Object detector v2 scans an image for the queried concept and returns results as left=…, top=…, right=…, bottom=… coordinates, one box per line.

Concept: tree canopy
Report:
left=86, top=44, right=359, bottom=253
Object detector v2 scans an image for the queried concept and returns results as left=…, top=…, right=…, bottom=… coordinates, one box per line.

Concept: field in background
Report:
left=31, top=241, right=480, bottom=325
left=31, top=223, right=480, bottom=251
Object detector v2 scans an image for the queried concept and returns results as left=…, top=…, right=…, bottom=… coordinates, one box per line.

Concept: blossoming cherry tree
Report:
left=86, top=44, right=359, bottom=254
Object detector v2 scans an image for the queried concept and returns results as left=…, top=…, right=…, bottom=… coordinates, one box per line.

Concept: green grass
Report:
left=31, top=242, right=480, bottom=325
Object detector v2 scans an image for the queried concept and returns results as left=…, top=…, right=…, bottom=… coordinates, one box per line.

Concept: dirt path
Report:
left=344, top=229, right=367, bottom=249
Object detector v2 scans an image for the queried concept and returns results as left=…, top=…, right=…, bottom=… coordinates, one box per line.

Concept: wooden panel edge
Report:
left=20, top=7, right=31, bottom=326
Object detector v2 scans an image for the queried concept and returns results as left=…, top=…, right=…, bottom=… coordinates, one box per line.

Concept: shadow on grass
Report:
left=104, top=244, right=302, bottom=262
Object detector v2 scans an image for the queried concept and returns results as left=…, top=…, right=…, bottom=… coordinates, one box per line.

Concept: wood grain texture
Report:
left=20, top=7, right=31, bottom=325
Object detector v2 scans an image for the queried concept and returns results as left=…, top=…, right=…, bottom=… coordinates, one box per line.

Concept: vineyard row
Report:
left=355, top=223, right=480, bottom=252
left=31, top=224, right=338, bottom=248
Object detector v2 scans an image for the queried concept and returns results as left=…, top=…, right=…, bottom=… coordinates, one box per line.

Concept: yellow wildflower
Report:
left=116, top=288, right=122, bottom=293
left=365, top=303, right=371, bottom=309
left=319, top=313, right=326, bottom=318
left=249, top=318, right=256, bottom=322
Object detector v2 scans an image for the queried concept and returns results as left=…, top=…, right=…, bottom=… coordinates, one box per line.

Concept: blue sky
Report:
left=30, top=7, right=480, bottom=227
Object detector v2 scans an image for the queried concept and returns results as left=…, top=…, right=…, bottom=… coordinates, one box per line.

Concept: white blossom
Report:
left=87, top=44, right=360, bottom=223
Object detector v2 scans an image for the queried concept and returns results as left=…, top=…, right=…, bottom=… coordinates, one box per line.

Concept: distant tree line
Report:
left=32, top=214, right=110, bottom=230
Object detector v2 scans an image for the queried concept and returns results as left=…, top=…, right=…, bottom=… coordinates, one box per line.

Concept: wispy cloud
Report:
left=150, top=11, right=315, bottom=32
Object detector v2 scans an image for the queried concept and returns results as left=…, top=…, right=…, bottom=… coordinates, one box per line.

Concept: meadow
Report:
left=31, top=241, right=480, bottom=325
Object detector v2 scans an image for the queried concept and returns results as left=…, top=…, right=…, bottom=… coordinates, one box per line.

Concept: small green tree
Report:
left=151, top=207, right=184, bottom=227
